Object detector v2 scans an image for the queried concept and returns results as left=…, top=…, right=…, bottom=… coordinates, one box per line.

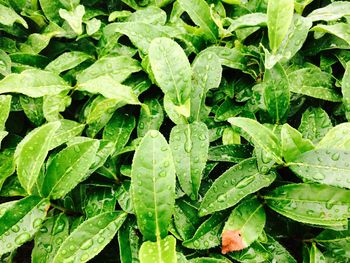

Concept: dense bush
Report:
left=0, top=0, right=350, bottom=262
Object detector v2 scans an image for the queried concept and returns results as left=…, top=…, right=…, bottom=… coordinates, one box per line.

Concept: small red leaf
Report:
left=221, top=229, right=247, bottom=254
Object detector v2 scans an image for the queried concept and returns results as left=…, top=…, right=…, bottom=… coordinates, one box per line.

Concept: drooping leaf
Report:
left=317, top=123, right=350, bottom=150
left=311, top=23, right=350, bottom=46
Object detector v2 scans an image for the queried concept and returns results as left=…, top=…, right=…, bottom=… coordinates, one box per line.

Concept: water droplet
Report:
left=33, top=218, right=43, bottom=229
left=236, top=175, right=255, bottom=189
left=74, top=145, right=81, bottom=153
left=161, top=146, right=167, bottom=151
left=97, top=236, right=105, bottom=244
left=147, top=211, right=153, bottom=218
left=69, top=244, right=76, bottom=251
left=193, top=240, right=200, bottom=248
left=149, top=130, right=158, bottom=138
left=81, top=253, right=89, bottom=261
left=158, top=171, right=166, bottom=177
left=81, top=239, right=93, bottom=250
left=11, top=225, right=20, bottom=233
left=331, top=152, right=340, bottom=161
left=163, top=161, right=169, bottom=167
left=15, top=232, right=30, bottom=245
left=313, top=173, right=325, bottom=180
left=217, top=194, right=226, bottom=202
left=139, top=122, right=144, bottom=129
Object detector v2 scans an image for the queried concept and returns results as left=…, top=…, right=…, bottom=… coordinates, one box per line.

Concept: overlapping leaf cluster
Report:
left=0, top=0, right=350, bottom=262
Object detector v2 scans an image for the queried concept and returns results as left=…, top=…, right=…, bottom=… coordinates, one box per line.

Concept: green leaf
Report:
left=77, top=76, right=140, bottom=104
left=0, top=4, right=28, bottom=28
left=311, top=23, right=350, bottom=46
left=182, top=212, right=226, bottom=250
left=52, top=211, right=127, bottom=263
left=137, top=98, right=164, bottom=137
left=228, top=117, right=283, bottom=164
left=131, top=130, right=176, bottom=241
left=174, top=198, right=201, bottom=241
left=177, top=0, right=218, bottom=41
left=281, top=124, right=314, bottom=162
left=199, top=158, right=276, bottom=216
left=0, top=196, right=50, bottom=256
left=49, top=119, right=85, bottom=150
left=0, top=95, right=11, bottom=131
left=288, top=67, right=341, bottom=102
left=342, top=62, right=350, bottom=121
left=59, top=5, right=85, bottom=35
left=139, top=235, right=177, bottom=263
left=294, top=0, right=314, bottom=14
left=43, top=92, right=71, bottom=122
left=314, top=223, right=350, bottom=257
left=45, top=51, right=92, bottom=74
left=288, top=149, right=350, bottom=189
left=317, top=123, right=350, bottom=150
left=208, top=144, right=252, bottom=163
left=203, top=46, right=247, bottom=71
left=104, top=22, right=168, bottom=54
left=307, top=2, right=350, bottom=21
left=0, top=69, right=71, bottom=97
left=0, top=148, right=15, bottom=190
left=0, top=49, right=11, bottom=76
left=298, top=107, right=332, bottom=144
left=76, top=56, right=141, bottom=84
left=170, top=122, right=208, bottom=199
left=263, top=62, right=290, bottom=123
left=267, top=0, right=294, bottom=53
left=227, top=13, right=267, bottom=32
left=222, top=198, right=265, bottom=253
left=118, top=217, right=141, bottom=263
left=14, top=121, right=61, bottom=194
left=264, top=183, right=350, bottom=227
left=38, top=0, right=65, bottom=23
left=309, top=243, right=326, bottom=263
left=149, top=37, right=192, bottom=106
left=32, top=213, right=70, bottom=263
left=190, top=51, right=222, bottom=122
left=265, top=15, right=312, bottom=68
left=103, top=110, right=135, bottom=155
left=20, top=96, right=45, bottom=126
left=42, top=139, right=99, bottom=199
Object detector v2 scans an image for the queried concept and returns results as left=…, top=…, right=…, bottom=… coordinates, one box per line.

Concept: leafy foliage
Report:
left=0, top=0, right=349, bottom=262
